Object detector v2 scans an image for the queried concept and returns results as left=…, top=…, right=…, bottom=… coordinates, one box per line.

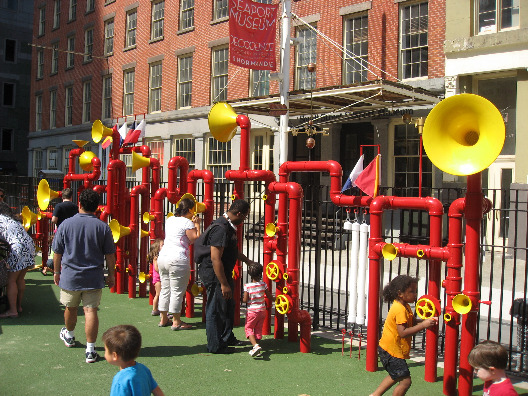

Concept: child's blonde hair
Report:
left=147, top=239, right=163, bottom=263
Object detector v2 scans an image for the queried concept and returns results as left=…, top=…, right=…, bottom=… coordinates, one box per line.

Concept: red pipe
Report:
left=128, top=184, right=148, bottom=298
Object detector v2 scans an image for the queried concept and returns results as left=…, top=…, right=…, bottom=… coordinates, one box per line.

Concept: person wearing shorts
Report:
left=53, top=189, right=116, bottom=363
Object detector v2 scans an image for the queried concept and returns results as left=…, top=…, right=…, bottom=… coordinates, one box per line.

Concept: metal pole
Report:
left=279, top=0, right=291, bottom=165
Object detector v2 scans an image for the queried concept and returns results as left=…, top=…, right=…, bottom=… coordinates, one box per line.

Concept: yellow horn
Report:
left=37, top=179, right=60, bottom=211
left=138, top=272, right=150, bottom=283
left=423, top=93, right=505, bottom=176
left=92, top=120, right=114, bottom=144
left=208, top=102, right=238, bottom=142
left=190, top=283, right=204, bottom=297
left=140, top=230, right=149, bottom=238
left=21, top=206, right=41, bottom=231
left=382, top=243, right=398, bottom=261
left=79, top=151, right=97, bottom=172
left=132, top=151, right=151, bottom=173
left=72, top=140, right=89, bottom=148
left=166, top=212, right=174, bottom=219
left=177, top=193, right=206, bottom=215
left=452, top=294, right=472, bottom=315
left=143, top=212, right=155, bottom=224
left=265, top=223, right=278, bottom=237
left=109, top=219, right=131, bottom=243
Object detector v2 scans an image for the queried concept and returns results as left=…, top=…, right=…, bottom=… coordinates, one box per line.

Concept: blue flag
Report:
left=341, top=155, right=364, bottom=193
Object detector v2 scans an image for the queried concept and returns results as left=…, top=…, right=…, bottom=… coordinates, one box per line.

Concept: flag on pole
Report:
left=101, top=124, right=118, bottom=149
left=118, top=122, right=128, bottom=147
left=341, top=155, right=364, bottom=193
left=123, top=119, right=146, bottom=146
left=355, top=154, right=381, bottom=197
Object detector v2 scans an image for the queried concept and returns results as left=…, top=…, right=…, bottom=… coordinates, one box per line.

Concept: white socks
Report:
left=86, top=342, right=96, bottom=353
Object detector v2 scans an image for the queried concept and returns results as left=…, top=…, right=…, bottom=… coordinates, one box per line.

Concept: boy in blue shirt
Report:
left=102, top=325, right=164, bottom=396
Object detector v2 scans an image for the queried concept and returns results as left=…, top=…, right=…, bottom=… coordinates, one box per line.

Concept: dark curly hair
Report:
left=79, top=189, right=100, bottom=213
left=247, top=262, right=263, bottom=282
left=382, top=275, right=418, bottom=303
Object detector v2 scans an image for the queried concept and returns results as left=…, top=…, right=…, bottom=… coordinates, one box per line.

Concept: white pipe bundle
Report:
left=356, top=223, right=369, bottom=325
left=347, top=222, right=360, bottom=323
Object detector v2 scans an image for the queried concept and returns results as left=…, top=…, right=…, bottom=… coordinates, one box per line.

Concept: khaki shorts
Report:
left=60, top=289, right=102, bottom=308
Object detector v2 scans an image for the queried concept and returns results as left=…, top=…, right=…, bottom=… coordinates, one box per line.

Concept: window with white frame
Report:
left=213, top=0, right=228, bottom=20
left=66, top=36, right=75, bottom=68
left=48, top=149, right=58, bottom=170
left=251, top=132, right=274, bottom=171
left=126, top=9, right=137, bottom=48
left=124, top=69, right=135, bottom=116
left=35, top=95, right=42, bottom=131
left=39, top=7, right=45, bottom=36
left=1, top=129, right=13, bottom=151
left=63, top=146, right=74, bottom=174
left=172, top=137, right=195, bottom=170
left=69, top=0, right=76, bottom=21
left=65, top=86, right=73, bottom=126
left=400, top=2, right=428, bottom=80
left=33, top=150, right=43, bottom=177
left=121, top=153, right=136, bottom=181
left=86, top=0, right=94, bottom=13
left=250, top=70, right=270, bottom=97
left=53, top=0, right=61, bottom=29
left=148, top=140, right=164, bottom=166
left=295, top=25, right=317, bottom=90
left=178, top=55, right=193, bottom=108
left=82, top=81, right=91, bottom=123
left=477, top=0, right=519, bottom=33
left=51, top=42, right=59, bottom=74
left=5, top=39, right=16, bottom=62
left=37, top=49, right=44, bottom=79
left=49, top=89, right=57, bottom=129
left=344, top=14, right=368, bottom=84
left=180, top=0, right=194, bottom=30
left=149, top=62, right=162, bottom=113
left=84, top=28, right=93, bottom=62
left=102, top=75, right=112, bottom=119
left=104, top=19, right=114, bottom=56
left=151, top=0, right=165, bottom=40
left=207, top=137, right=231, bottom=181
left=3, top=82, right=14, bottom=107
left=212, top=47, right=228, bottom=102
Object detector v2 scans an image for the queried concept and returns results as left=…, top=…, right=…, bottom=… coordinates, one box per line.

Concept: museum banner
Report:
left=229, top=0, right=278, bottom=71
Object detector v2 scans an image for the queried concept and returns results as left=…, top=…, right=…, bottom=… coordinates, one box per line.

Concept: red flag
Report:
left=355, top=155, right=381, bottom=197
left=122, top=120, right=146, bottom=146
left=101, top=124, right=118, bottom=149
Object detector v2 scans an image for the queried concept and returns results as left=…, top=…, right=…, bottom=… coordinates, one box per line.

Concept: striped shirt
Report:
left=244, top=281, right=268, bottom=312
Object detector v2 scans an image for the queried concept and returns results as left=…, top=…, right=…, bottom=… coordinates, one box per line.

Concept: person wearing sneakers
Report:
left=52, top=189, right=116, bottom=363
left=243, top=263, right=272, bottom=357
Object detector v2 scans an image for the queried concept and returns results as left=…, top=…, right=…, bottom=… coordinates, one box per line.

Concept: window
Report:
left=172, top=137, right=195, bottom=170
left=51, top=42, right=59, bottom=74
left=213, top=0, right=228, bottom=20
left=39, top=7, right=45, bottom=36
left=1, top=129, right=13, bottom=151
left=65, top=86, right=73, bottom=126
left=477, top=0, right=519, bottom=33
left=48, top=149, right=58, bottom=170
left=149, top=63, right=162, bottom=113
left=37, top=49, right=44, bottom=79
left=124, top=69, right=135, bottom=115
left=3, top=82, right=14, bottom=107
left=53, top=0, right=61, bottom=29
left=151, top=0, right=164, bottom=40
left=344, top=14, right=368, bottom=84
left=207, top=137, right=231, bottom=181
left=212, top=47, right=228, bottom=102
left=0, top=0, right=17, bottom=10
left=63, top=147, right=74, bottom=174
left=102, top=75, right=112, bottom=119
left=67, top=36, right=75, bottom=68
left=122, top=154, right=136, bottom=181
left=5, top=39, right=16, bottom=62
left=84, top=28, right=93, bottom=62
left=33, top=150, right=43, bottom=177
left=82, top=81, right=91, bottom=123
left=180, top=0, right=194, bottom=30
left=49, top=89, right=57, bottom=129
left=148, top=140, right=164, bottom=166
left=400, top=2, right=428, bottom=79
left=35, top=95, right=42, bottom=131
left=126, top=9, right=137, bottom=48
left=250, top=70, right=270, bottom=97
left=104, top=19, right=114, bottom=56
left=178, top=55, right=193, bottom=108
left=252, top=133, right=274, bottom=171
left=69, top=0, right=76, bottom=21
left=86, top=0, right=94, bottom=13
left=295, top=25, right=317, bottom=89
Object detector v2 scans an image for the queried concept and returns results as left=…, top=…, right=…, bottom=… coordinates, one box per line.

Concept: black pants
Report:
left=203, top=277, right=236, bottom=353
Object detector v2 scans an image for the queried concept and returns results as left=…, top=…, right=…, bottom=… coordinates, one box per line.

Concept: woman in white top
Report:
left=157, top=198, right=201, bottom=330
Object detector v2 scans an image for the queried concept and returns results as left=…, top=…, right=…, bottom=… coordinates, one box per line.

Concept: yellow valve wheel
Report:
left=416, top=297, right=436, bottom=320
left=275, top=294, right=291, bottom=315
left=266, top=262, right=281, bottom=281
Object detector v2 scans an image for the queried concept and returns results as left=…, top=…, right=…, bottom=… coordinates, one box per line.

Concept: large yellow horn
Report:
left=422, top=93, right=505, bottom=176
left=143, top=212, right=155, bottom=224
left=79, top=151, right=97, bottom=172
left=452, top=294, right=472, bottom=315
left=21, top=206, right=41, bottom=231
left=177, top=193, right=206, bottom=214
left=208, top=102, right=238, bottom=142
left=37, top=179, right=60, bottom=211
left=92, top=120, right=114, bottom=144
left=132, top=151, right=151, bottom=172
left=109, top=219, right=131, bottom=243
left=382, top=243, right=398, bottom=261
left=265, top=223, right=278, bottom=237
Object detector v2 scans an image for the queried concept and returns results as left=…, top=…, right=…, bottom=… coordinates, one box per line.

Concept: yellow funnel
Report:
left=72, top=140, right=89, bottom=148
left=132, top=151, right=151, bottom=173
left=265, top=223, right=278, bottom=237
left=177, top=193, right=206, bottom=215
left=109, top=219, right=131, bottom=243
left=452, top=294, right=472, bottom=315
left=37, top=179, right=60, bottom=211
left=208, top=102, right=238, bottom=142
left=21, top=206, right=41, bottom=231
left=382, top=243, right=398, bottom=261
left=92, top=120, right=114, bottom=144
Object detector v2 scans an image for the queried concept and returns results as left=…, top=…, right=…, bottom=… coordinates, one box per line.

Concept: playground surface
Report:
left=1, top=270, right=527, bottom=396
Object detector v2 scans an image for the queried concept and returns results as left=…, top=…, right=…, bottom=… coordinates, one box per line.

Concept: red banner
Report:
left=229, top=0, right=278, bottom=71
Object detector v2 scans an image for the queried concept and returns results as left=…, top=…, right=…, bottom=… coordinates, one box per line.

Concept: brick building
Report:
left=28, top=0, right=444, bottom=193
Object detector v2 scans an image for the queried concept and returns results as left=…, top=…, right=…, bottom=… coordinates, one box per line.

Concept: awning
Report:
left=229, top=79, right=441, bottom=117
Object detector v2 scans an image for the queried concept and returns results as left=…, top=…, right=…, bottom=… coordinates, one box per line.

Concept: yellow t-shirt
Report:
left=378, top=300, right=414, bottom=359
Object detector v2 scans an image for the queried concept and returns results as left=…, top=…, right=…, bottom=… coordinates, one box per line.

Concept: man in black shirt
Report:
left=52, top=188, right=78, bottom=229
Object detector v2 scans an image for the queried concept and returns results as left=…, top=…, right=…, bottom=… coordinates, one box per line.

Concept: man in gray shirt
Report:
left=52, top=189, right=116, bottom=363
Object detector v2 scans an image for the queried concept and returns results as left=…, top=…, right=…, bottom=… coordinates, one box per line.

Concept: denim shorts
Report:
left=378, top=346, right=411, bottom=380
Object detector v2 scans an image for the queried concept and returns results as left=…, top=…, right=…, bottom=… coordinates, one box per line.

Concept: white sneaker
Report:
left=249, top=344, right=262, bottom=357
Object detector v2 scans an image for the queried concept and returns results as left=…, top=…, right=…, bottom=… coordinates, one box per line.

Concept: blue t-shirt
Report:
left=110, top=362, right=158, bottom=396
left=52, top=213, right=115, bottom=291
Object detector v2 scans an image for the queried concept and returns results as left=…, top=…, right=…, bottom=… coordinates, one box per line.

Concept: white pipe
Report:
left=278, top=0, right=291, bottom=165
left=347, top=222, right=360, bottom=323
left=356, top=223, right=369, bottom=325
